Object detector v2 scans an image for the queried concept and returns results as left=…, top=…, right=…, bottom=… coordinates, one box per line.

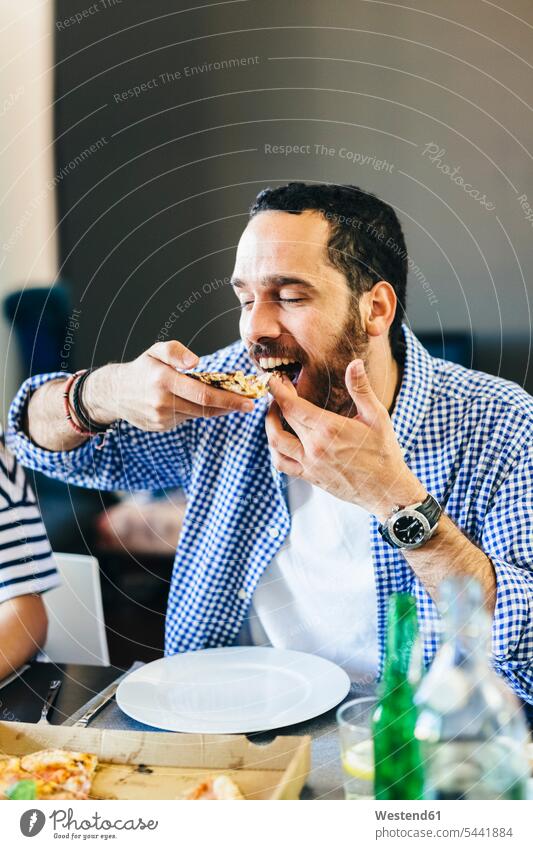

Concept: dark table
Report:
left=0, top=661, right=123, bottom=726
left=1, top=661, right=532, bottom=800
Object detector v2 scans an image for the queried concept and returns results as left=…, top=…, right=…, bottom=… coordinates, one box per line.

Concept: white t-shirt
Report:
left=241, top=478, right=379, bottom=683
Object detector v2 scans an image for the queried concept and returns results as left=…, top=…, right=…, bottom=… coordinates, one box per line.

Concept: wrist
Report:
left=81, top=364, right=122, bottom=426
left=373, top=469, right=428, bottom=523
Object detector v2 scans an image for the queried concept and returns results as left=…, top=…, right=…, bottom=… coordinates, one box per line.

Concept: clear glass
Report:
left=336, top=697, right=376, bottom=800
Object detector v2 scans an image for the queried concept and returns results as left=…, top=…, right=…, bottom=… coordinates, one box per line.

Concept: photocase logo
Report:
left=20, top=809, right=46, bottom=837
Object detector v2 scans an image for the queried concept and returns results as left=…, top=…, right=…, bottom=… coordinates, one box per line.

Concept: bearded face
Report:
left=232, top=210, right=370, bottom=419
left=246, top=298, right=368, bottom=418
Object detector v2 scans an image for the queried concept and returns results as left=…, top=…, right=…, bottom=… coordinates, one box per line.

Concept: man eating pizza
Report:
left=7, top=183, right=533, bottom=701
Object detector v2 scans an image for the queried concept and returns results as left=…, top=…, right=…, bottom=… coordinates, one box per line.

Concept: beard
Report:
left=247, top=299, right=369, bottom=422
left=302, top=303, right=369, bottom=417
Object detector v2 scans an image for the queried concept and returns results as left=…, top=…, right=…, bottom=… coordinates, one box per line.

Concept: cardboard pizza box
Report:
left=0, top=721, right=311, bottom=800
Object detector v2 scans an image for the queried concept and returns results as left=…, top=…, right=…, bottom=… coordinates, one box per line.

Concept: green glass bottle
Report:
left=372, top=592, right=425, bottom=800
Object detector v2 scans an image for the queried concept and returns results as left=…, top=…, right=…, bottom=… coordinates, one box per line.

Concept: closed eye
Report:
left=239, top=297, right=305, bottom=309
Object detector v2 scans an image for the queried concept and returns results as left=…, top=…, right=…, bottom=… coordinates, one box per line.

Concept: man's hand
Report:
left=85, top=341, right=255, bottom=432
left=266, top=359, right=426, bottom=521
left=25, top=340, right=255, bottom=452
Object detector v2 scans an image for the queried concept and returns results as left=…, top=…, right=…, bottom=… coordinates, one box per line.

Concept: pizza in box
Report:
left=0, top=748, right=243, bottom=800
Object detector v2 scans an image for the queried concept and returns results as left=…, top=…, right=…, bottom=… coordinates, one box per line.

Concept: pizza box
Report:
left=0, top=721, right=311, bottom=800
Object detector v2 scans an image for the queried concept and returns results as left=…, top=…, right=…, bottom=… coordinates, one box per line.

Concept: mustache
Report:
left=248, top=343, right=305, bottom=362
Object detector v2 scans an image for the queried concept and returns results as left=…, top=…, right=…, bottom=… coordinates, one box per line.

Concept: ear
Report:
left=362, top=281, right=397, bottom=339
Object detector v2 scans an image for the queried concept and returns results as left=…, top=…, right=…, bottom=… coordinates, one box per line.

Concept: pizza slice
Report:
left=185, top=774, right=244, bottom=800
left=186, top=370, right=271, bottom=399
left=21, top=749, right=98, bottom=800
left=0, top=749, right=98, bottom=800
left=0, top=757, right=28, bottom=798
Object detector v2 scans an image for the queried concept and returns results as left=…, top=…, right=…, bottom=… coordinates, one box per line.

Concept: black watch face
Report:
left=392, top=514, right=426, bottom=545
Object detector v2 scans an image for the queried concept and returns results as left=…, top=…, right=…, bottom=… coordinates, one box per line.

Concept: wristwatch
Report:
left=378, top=493, right=442, bottom=550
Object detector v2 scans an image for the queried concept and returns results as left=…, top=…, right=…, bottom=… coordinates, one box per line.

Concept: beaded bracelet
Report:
left=71, top=368, right=109, bottom=435
left=63, top=371, right=98, bottom=437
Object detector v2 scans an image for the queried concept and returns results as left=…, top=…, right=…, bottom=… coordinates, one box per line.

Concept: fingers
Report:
left=167, top=398, right=248, bottom=420
left=270, top=453, right=304, bottom=477
left=266, top=402, right=304, bottom=477
left=267, top=373, right=318, bottom=432
left=265, top=401, right=304, bottom=461
left=170, top=373, right=255, bottom=413
left=137, top=397, right=246, bottom=431
left=148, top=340, right=199, bottom=370
left=148, top=342, right=254, bottom=412
left=141, top=341, right=256, bottom=430
left=345, top=359, right=385, bottom=427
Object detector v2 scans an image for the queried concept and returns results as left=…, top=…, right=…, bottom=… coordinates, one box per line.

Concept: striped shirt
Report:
left=0, top=431, right=59, bottom=603
left=7, top=325, right=533, bottom=702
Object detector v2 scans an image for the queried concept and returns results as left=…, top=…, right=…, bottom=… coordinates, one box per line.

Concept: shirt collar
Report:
left=391, top=324, right=435, bottom=455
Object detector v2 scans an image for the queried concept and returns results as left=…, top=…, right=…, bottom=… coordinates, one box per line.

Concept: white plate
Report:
left=116, top=646, right=351, bottom=734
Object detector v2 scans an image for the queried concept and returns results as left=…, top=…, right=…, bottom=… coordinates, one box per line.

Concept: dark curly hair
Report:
left=250, top=182, right=408, bottom=359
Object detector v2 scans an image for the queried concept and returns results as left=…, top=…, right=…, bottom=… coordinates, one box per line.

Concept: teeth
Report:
left=258, top=356, right=297, bottom=370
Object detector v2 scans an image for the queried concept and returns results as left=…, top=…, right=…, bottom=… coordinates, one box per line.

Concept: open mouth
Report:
left=257, top=356, right=303, bottom=386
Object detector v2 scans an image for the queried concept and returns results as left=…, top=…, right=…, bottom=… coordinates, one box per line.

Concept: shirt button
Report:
left=237, top=588, right=248, bottom=600
left=268, top=526, right=280, bottom=539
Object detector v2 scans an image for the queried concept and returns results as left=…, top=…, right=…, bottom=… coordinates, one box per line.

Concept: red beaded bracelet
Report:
left=63, top=371, right=99, bottom=438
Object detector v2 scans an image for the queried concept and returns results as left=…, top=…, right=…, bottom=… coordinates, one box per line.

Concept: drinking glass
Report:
left=336, top=697, right=376, bottom=799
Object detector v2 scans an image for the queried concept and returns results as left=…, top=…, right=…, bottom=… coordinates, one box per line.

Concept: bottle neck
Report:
left=436, top=575, right=490, bottom=666
left=441, top=604, right=491, bottom=668
left=382, top=593, right=418, bottom=682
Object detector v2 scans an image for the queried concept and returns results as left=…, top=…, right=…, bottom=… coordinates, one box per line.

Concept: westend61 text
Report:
left=375, top=810, right=441, bottom=820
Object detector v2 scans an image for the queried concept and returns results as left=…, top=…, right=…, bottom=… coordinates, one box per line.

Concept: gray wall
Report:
left=54, top=0, right=532, bottom=391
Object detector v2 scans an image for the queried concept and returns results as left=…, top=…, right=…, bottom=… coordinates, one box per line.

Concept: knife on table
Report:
left=73, top=680, right=121, bottom=728
left=63, top=663, right=141, bottom=728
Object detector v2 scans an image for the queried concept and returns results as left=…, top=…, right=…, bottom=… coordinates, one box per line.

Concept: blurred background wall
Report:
left=50, top=0, right=532, bottom=392
left=0, top=0, right=57, bottom=419
left=1, top=0, right=531, bottom=401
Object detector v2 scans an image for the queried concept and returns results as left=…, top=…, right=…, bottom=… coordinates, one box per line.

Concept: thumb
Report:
left=148, top=340, right=199, bottom=370
left=345, top=359, right=382, bottom=425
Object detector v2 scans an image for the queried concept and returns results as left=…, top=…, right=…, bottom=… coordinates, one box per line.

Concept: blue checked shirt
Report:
left=7, top=326, right=533, bottom=702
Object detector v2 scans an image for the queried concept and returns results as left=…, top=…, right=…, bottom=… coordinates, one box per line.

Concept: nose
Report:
left=241, top=299, right=283, bottom=346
